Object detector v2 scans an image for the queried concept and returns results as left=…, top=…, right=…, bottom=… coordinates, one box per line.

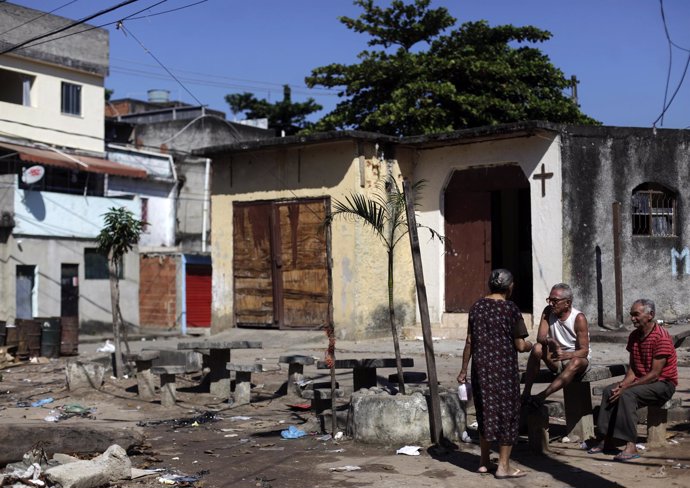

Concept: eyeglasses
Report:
left=546, top=297, right=568, bottom=305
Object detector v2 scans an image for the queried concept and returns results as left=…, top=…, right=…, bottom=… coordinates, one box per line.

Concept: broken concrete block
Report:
left=65, top=361, right=106, bottom=390
left=45, top=444, right=131, bottom=488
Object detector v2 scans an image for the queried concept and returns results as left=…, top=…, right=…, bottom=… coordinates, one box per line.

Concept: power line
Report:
left=0, top=0, right=80, bottom=37
left=654, top=0, right=690, bottom=127
left=117, top=22, right=204, bottom=106
left=0, top=0, right=144, bottom=56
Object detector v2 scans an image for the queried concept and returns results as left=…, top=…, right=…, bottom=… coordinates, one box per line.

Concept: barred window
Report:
left=61, top=82, right=81, bottom=115
left=631, top=183, right=677, bottom=237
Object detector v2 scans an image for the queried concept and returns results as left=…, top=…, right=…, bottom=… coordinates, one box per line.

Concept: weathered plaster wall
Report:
left=561, top=126, right=690, bottom=325
left=411, top=132, right=563, bottom=329
left=211, top=139, right=415, bottom=339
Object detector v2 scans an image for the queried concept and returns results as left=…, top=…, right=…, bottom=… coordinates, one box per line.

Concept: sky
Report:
left=6, top=0, right=690, bottom=129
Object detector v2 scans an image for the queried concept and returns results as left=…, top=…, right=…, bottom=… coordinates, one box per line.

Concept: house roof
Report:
left=191, top=121, right=564, bottom=156
left=0, top=141, right=147, bottom=178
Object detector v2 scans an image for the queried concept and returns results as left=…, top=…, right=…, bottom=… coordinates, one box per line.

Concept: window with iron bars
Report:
left=631, top=184, right=677, bottom=237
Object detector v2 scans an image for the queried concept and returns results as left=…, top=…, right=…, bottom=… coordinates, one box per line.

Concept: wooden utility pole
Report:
left=402, top=179, right=443, bottom=444
left=612, top=201, right=623, bottom=326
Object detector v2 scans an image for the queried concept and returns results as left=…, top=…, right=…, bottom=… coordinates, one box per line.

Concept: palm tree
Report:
left=326, top=175, right=441, bottom=394
left=97, top=207, right=144, bottom=379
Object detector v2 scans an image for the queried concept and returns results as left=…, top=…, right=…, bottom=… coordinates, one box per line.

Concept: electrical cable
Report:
left=0, top=0, right=80, bottom=37
left=117, top=22, right=204, bottom=106
left=0, top=0, right=143, bottom=55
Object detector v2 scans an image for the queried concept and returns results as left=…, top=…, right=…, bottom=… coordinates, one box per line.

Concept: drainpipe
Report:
left=180, top=253, right=187, bottom=335
left=201, top=158, right=211, bottom=253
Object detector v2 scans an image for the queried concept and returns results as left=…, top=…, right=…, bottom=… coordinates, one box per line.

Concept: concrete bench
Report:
left=387, top=371, right=427, bottom=384
left=643, top=397, right=682, bottom=446
left=226, top=363, right=264, bottom=405
left=316, top=358, right=414, bottom=391
left=151, top=365, right=189, bottom=407
left=279, top=355, right=315, bottom=396
left=178, top=340, right=262, bottom=398
left=521, top=364, right=628, bottom=452
left=125, top=351, right=160, bottom=400
left=301, top=388, right=345, bottom=414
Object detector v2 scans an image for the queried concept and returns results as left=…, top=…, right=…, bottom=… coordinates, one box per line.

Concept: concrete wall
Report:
left=561, top=126, right=690, bottom=325
left=176, top=157, right=209, bottom=252
left=211, top=139, right=415, bottom=338
left=410, top=132, right=563, bottom=330
left=14, top=189, right=140, bottom=238
left=0, top=56, right=105, bottom=153
left=1, top=235, right=139, bottom=328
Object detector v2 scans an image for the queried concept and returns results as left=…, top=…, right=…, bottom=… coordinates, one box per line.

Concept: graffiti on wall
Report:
left=671, top=247, right=689, bottom=275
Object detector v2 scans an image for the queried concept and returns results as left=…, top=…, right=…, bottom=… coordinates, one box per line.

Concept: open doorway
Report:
left=444, top=165, right=532, bottom=312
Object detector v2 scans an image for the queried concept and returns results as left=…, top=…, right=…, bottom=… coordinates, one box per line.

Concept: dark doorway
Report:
left=444, top=166, right=532, bottom=312
left=16, top=265, right=35, bottom=319
left=60, top=264, right=79, bottom=318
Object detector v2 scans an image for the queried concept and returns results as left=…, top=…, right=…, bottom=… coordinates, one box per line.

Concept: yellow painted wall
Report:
left=211, top=139, right=417, bottom=339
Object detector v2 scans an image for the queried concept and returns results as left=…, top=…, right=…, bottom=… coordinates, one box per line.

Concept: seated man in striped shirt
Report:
left=590, top=298, right=678, bottom=462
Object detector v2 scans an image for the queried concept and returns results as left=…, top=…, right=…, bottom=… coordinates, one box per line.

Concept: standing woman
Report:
left=457, top=269, right=533, bottom=479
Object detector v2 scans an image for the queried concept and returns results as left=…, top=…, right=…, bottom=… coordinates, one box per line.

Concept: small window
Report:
left=0, top=68, right=34, bottom=106
left=632, top=183, right=677, bottom=237
left=61, top=82, right=81, bottom=115
left=84, top=248, right=123, bottom=279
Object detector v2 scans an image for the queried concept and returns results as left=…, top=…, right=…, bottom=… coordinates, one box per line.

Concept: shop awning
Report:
left=0, top=141, right=147, bottom=178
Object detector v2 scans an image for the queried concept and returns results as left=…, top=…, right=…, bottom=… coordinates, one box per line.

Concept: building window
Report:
left=61, top=82, right=81, bottom=115
left=631, top=183, right=677, bottom=237
left=84, top=248, right=123, bottom=279
left=0, top=68, right=34, bottom=106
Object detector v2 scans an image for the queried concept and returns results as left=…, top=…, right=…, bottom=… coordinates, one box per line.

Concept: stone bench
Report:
left=301, top=388, right=345, bottom=414
left=279, top=355, right=315, bottom=396
left=643, top=397, right=682, bottom=446
left=387, top=371, right=427, bottom=384
left=151, top=365, right=190, bottom=407
left=521, top=364, right=628, bottom=452
left=226, top=363, right=264, bottom=405
left=125, top=351, right=160, bottom=400
left=316, top=358, right=414, bottom=391
left=177, top=340, right=262, bottom=398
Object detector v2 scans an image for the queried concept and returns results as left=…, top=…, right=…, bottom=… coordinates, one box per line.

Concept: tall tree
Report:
left=225, top=85, right=322, bottom=135
left=97, top=207, right=144, bottom=379
left=307, top=0, right=597, bottom=136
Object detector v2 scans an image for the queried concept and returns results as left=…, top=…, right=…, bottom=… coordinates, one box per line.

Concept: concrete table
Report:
left=317, top=358, right=414, bottom=391
left=151, top=365, right=188, bottom=407
left=177, top=340, right=262, bottom=397
left=279, top=355, right=315, bottom=396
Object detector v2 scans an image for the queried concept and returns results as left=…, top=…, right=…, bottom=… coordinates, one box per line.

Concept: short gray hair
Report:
left=633, top=298, right=655, bottom=315
left=488, top=269, right=514, bottom=293
left=551, top=283, right=573, bottom=301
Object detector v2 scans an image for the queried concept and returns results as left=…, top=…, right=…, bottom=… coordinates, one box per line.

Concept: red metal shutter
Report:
left=186, top=264, right=211, bottom=327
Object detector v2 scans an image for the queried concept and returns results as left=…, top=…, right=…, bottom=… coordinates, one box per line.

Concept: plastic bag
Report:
left=280, top=425, right=306, bottom=439
left=457, top=382, right=472, bottom=402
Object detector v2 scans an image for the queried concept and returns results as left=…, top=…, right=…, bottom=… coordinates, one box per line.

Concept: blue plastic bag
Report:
left=31, top=397, right=54, bottom=407
left=280, top=425, right=306, bottom=439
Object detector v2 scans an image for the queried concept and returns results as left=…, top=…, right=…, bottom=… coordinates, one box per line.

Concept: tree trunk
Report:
left=388, top=251, right=405, bottom=395
left=109, top=251, right=124, bottom=379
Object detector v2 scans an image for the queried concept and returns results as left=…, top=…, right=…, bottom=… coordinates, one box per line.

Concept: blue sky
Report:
left=7, top=0, right=690, bottom=129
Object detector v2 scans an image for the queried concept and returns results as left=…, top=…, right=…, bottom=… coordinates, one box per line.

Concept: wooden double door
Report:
left=233, top=198, right=331, bottom=329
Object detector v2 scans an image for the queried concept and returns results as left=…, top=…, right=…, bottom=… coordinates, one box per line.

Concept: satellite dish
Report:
left=22, top=165, right=45, bottom=184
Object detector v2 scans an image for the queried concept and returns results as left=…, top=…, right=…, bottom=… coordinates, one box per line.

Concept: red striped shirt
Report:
left=626, top=324, right=678, bottom=386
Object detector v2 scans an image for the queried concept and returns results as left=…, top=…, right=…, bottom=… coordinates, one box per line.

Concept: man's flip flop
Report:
left=495, top=468, right=527, bottom=479
left=613, top=453, right=641, bottom=462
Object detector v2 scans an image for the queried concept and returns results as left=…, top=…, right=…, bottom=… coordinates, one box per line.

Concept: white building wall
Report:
left=0, top=55, right=105, bottom=153
left=13, top=189, right=140, bottom=238
left=411, top=133, right=563, bottom=329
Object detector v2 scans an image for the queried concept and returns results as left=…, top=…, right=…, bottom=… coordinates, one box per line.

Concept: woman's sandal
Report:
left=495, top=468, right=527, bottom=480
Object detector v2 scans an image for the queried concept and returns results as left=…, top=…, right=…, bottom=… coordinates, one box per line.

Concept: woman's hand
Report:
left=457, top=369, right=467, bottom=383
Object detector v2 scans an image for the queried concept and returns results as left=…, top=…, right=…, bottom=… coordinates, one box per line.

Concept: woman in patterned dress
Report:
left=457, top=269, right=533, bottom=479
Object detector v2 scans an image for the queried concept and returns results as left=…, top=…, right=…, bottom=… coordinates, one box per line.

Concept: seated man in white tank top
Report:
left=522, top=283, right=591, bottom=408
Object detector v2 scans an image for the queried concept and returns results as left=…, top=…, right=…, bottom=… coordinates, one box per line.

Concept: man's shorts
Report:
left=554, top=357, right=591, bottom=375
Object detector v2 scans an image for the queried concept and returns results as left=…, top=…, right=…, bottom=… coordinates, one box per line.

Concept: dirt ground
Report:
left=1, top=332, right=689, bottom=488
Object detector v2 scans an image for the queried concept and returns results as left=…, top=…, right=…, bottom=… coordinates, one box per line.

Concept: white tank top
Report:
left=548, top=307, right=591, bottom=359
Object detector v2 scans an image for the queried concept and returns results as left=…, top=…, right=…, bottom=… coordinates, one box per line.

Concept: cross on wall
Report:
left=533, top=163, right=553, bottom=197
